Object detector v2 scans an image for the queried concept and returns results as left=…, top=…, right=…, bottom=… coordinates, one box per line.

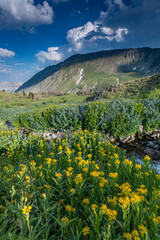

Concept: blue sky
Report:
left=0, top=0, right=160, bottom=83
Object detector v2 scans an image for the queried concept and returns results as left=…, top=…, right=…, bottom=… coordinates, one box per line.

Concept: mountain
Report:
left=0, top=81, right=22, bottom=92
left=16, top=47, right=160, bottom=94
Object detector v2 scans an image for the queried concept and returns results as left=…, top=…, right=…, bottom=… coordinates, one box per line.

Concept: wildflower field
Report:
left=0, top=129, right=160, bottom=239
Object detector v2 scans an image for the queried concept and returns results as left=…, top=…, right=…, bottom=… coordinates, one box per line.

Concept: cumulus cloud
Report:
left=0, top=0, right=54, bottom=31
left=102, top=0, right=160, bottom=49
left=35, top=47, right=63, bottom=63
left=0, top=48, right=15, bottom=58
left=67, top=19, right=128, bottom=51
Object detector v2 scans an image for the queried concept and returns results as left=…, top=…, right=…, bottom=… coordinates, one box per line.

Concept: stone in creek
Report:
left=119, top=134, right=136, bottom=144
left=146, top=141, right=156, bottom=148
left=151, top=133, right=160, bottom=140
left=144, top=148, right=160, bottom=160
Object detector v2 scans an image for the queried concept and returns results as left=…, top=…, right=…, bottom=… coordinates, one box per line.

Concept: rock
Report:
left=151, top=133, right=160, bottom=139
left=119, top=134, right=136, bottom=144
left=137, top=133, right=143, bottom=140
left=109, top=137, right=116, bottom=143
left=154, top=144, right=159, bottom=150
left=139, top=125, right=143, bottom=133
left=52, top=133, right=57, bottom=139
left=146, top=141, right=156, bottom=148
left=144, top=148, right=160, bottom=160
left=43, top=131, right=52, bottom=138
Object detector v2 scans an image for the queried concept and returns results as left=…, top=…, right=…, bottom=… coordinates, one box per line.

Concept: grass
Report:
left=0, top=91, right=90, bottom=124
left=0, top=91, right=89, bottom=108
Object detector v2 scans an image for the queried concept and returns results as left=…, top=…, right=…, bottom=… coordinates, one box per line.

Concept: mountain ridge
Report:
left=16, top=47, right=160, bottom=94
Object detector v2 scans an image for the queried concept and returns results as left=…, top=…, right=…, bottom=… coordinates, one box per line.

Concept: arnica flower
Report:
left=106, top=208, right=117, bottom=221
left=107, top=196, right=117, bottom=206
left=67, top=167, right=73, bottom=172
left=136, top=187, right=148, bottom=196
left=118, top=196, right=130, bottom=209
left=64, top=170, right=72, bottom=177
left=66, top=205, right=72, bottom=212
left=153, top=216, right=160, bottom=224
left=99, top=178, right=108, bottom=188
left=122, top=159, right=132, bottom=166
left=83, top=198, right=89, bottom=205
left=74, top=174, right=83, bottom=184
left=91, top=204, right=98, bottom=210
left=109, top=172, right=118, bottom=179
left=130, top=192, right=144, bottom=204
left=119, top=182, right=132, bottom=196
left=82, top=168, right=88, bottom=173
left=135, top=164, right=141, bottom=170
left=61, top=217, right=68, bottom=224
left=30, top=161, right=36, bottom=167
left=45, top=157, right=52, bottom=165
left=90, top=171, right=101, bottom=177
left=82, top=226, right=90, bottom=236
left=22, top=205, right=32, bottom=215
left=70, top=188, right=75, bottom=194
left=144, top=155, right=150, bottom=162
left=124, top=233, right=132, bottom=240
left=115, top=159, right=120, bottom=165
left=100, top=204, right=108, bottom=215
left=138, top=224, right=147, bottom=236
left=55, top=173, right=62, bottom=179
left=41, top=193, right=46, bottom=199
left=131, top=230, right=140, bottom=240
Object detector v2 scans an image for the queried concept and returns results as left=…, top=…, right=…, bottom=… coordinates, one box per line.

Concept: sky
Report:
left=0, top=0, right=160, bottom=83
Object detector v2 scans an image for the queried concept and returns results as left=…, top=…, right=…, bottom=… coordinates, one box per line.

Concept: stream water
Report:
left=123, top=144, right=160, bottom=174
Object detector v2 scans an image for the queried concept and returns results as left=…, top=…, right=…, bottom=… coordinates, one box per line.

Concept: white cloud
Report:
left=0, top=48, right=15, bottom=58
left=0, top=0, right=54, bottom=31
left=67, top=19, right=128, bottom=51
left=35, top=47, right=63, bottom=63
left=67, top=47, right=73, bottom=53
left=67, top=21, right=98, bottom=51
left=115, top=28, right=128, bottom=41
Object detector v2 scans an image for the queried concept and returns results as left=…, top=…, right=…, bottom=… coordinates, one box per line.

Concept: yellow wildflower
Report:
left=82, top=226, right=90, bottom=236
left=66, top=205, right=72, bottom=212
left=70, top=188, right=76, bottom=194
left=91, top=204, right=98, bottom=210
left=61, top=217, right=68, bottom=224
left=138, top=224, right=147, bottom=237
left=83, top=198, right=89, bottom=204
left=22, top=205, right=32, bottom=215
left=109, top=172, right=118, bottom=179
left=55, top=173, right=62, bottom=179
left=74, top=174, right=83, bottom=184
